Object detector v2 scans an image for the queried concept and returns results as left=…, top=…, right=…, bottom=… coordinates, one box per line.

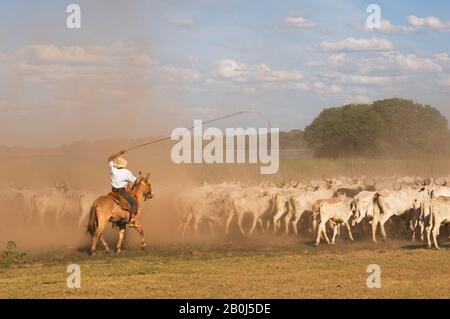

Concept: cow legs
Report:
left=236, top=212, right=247, bottom=237
left=291, top=212, right=304, bottom=236
left=315, top=219, right=330, bottom=246
left=273, top=210, right=285, bottom=233
left=192, top=216, right=201, bottom=237
left=331, top=223, right=338, bottom=245
left=344, top=221, right=354, bottom=242
left=181, top=219, right=191, bottom=239
left=432, top=221, right=442, bottom=249
left=371, top=215, right=380, bottom=243
left=208, top=221, right=215, bottom=235
left=247, top=215, right=259, bottom=237
left=379, top=212, right=393, bottom=241
left=426, top=225, right=432, bottom=248
left=225, top=210, right=235, bottom=235
left=420, top=222, right=425, bottom=241
left=284, top=215, right=291, bottom=235
left=312, top=214, right=318, bottom=237
left=257, top=219, right=265, bottom=233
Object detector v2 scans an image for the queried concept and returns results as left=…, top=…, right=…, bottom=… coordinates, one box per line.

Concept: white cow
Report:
left=315, top=197, right=355, bottom=246
left=374, top=188, right=422, bottom=241
left=177, top=185, right=233, bottom=238
left=226, top=191, right=274, bottom=237
left=288, top=188, right=334, bottom=236
left=426, top=197, right=450, bottom=249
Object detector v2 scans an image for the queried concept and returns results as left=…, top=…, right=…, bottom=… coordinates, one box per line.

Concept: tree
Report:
left=303, top=98, right=450, bottom=158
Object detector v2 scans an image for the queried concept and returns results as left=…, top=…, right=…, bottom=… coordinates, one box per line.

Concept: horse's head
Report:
left=136, top=173, right=154, bottom=200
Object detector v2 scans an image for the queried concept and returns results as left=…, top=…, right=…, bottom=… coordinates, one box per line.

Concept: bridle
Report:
left=135, top=178, right=153, bottom=201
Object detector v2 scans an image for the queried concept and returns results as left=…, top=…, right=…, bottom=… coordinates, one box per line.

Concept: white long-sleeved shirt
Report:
left=109, top=161, right=137, bottom=189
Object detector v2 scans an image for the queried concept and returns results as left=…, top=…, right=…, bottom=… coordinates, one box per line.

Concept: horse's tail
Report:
left=87, top=205, right=98, bottom=236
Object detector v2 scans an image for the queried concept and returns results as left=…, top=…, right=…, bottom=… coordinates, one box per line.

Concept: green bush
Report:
left=1, top=241, right=26, bottom=267
left=303, top=98, right=450, bottom=158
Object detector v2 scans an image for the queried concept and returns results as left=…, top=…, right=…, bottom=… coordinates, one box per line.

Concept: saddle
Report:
left=107, top=191, right=135, bottom=212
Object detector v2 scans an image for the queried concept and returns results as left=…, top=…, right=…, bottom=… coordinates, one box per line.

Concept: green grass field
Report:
left=1, top=240, right=448, bottom=299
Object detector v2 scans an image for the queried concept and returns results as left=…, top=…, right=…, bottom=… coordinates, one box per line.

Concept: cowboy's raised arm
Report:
left=108, top=149, right=125, bottom=162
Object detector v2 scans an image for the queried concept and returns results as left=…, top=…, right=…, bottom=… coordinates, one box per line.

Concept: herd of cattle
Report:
left=0, top=183, right=97, bottom=228
left=2, top=176, right=450, bottom=250
left=177, top=176, right=450, bottom=249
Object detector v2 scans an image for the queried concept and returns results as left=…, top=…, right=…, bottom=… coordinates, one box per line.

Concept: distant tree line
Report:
left=287, top=98, right=450, bottom=158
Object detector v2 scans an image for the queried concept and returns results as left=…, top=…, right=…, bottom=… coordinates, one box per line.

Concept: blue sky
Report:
left=0, top=0, right=450, bottom=146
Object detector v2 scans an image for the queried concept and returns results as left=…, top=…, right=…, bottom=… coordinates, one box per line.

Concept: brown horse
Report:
left=87, top=173, right=154, bottom=256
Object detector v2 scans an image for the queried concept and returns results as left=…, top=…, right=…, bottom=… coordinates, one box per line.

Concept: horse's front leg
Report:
left=99, top=234, right=111, bottom=254
left=116, top=225, right=126, bottom=253
left=131, top=223, right=147, bottom=249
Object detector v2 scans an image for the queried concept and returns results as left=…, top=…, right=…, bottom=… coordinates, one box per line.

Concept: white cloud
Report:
left=2, top=43, right=201, bottom=87
left=381, top=52, right=442, bottom=72
left=362, top=15, right=450, bottom=34
left=435, top=53, right=450, bottom=62
left=160, top=65, right=201, bottom=82
left=295, top=82, right=310, bottom=91
left=363, top=19, right=419, bottom=34
left=330, top=84, right=343, bottom=94
left=285, top=14, right=315, bottom=28
left=408, top=15, right=450, bottom=31
left=316, top=37, right=393, bottom=52
left=213, top=59, right=303, bottom=82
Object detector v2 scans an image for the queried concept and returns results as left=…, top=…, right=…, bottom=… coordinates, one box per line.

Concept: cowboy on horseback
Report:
left=108, top=150, right=138, bottom=223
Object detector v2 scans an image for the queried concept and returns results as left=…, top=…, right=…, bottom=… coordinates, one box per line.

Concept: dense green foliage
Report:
left=303, top=98, right=450, bottom=158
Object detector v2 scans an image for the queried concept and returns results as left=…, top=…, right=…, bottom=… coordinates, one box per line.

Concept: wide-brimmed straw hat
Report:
left=114, top=156, right=128, bottom=168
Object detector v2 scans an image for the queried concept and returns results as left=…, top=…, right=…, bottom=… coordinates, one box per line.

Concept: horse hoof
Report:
left=140, top=243, right=147, bottom=250
left=105, top=248, right=111, bottom=254
left=91, top=251, right=96, bottom=257
left=116, top=249, right=122, bottom=254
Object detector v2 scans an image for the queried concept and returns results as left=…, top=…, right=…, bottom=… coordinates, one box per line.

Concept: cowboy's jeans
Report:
left=112, top=187, right=137, bottom=215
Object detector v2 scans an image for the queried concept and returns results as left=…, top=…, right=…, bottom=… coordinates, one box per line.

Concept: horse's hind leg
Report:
left=91, top=217, right=108, bottom=256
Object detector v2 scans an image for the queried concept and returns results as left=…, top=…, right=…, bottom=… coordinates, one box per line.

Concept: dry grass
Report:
left=1, top=240, right=449, bottom=299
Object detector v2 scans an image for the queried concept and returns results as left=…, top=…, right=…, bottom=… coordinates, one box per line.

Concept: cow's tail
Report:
left=86, top=205, right=98, bottom=236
